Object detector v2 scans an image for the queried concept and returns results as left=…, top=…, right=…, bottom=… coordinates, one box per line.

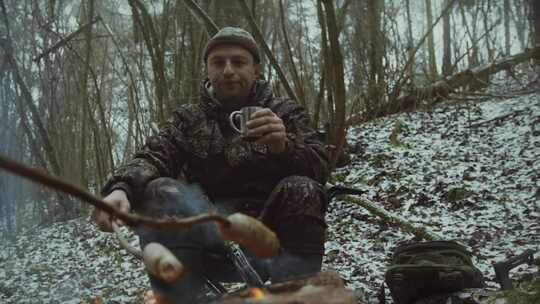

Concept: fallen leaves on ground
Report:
left=0, top=89, right=538, bottom=303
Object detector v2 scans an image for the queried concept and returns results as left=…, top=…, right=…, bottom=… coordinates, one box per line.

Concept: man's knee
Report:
left=144, top=177, right=189, bottom=199
left=136, top=178, right=225, bottom=256
left=275, top=175, right=327, bottom=210
left=275, top=175, right=325, bottom=196
left=137, top=178, right=210, bottom=216
left=261, top=175, right=327, bottom=226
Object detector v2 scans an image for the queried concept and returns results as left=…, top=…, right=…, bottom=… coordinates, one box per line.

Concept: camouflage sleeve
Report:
left=101, top=110, right=189, bottom=204
left=268, top=99, right=331, bottom=184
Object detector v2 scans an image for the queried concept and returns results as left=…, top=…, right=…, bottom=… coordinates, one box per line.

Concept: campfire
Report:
left=248, top=287, right=266, bottom=300
left=218, top=271, right=358, bottom=304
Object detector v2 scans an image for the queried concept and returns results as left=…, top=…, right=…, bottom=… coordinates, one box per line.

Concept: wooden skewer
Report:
left=0, top=154, right=281, bottom=257
left=0, top=154, right=229, bottom=229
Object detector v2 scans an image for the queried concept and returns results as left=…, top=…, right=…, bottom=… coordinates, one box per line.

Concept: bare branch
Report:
left=33, top=16, right=101, bottom=62
left=0, top=154, right=230, bottom=229
left=347, top=45, right=540, bottom=126
left=181, top=0, right=218, bottom=36
left=0, top=9, right=61, bottom=175
left=391, top=0, right=459, bottom=102
left=342, top=195, right=442, bottom=241
left=113, top=223, right=143, bottom=259
left=237, top=0, right=298, bottom=102
left=278, top=0, right=305, bottom=107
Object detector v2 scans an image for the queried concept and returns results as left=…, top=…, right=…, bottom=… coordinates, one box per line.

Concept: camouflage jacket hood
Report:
left=102, top=79, right=330, bottom=204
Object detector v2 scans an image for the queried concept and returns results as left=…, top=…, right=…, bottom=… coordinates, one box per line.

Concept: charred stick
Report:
left=112, top=223, right=143, bottom=259
left=0, top=154, right=280, bottom=257
left=0, top=154, right=229, bottom=228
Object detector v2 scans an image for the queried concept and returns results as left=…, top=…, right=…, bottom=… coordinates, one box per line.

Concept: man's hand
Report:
left=92, top=189, right=131, bottom=232
left=246, top=108, right=287, bottom=154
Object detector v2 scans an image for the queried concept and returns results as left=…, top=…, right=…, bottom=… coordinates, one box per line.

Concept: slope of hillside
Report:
left=1, top=91, right=538, bottom=303
left=325, top=91, right=539, bottom=301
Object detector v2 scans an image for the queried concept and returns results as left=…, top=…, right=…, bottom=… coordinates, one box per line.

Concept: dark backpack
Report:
left=384, top=241, right=485, bottom=304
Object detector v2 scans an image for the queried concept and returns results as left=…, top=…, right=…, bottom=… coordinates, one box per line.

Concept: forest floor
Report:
left=0, top=88, right=538, bottom=303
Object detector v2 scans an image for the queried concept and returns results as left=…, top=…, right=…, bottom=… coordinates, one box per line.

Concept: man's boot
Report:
left=134, top=178, right=270, bottom=303
left=134, top=178, right=228, bottom=303
left=267, top=216, right=326, bottom=282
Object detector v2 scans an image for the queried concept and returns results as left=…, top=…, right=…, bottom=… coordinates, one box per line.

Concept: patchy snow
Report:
left=325, top=91, right=540, bottom=302
left=0, top=92, right=538, bottom=303
left=0, top=221, right=148, bottom=303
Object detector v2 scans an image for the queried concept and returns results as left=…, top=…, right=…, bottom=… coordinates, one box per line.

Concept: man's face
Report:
left=207, top=44, right=260, bottom=110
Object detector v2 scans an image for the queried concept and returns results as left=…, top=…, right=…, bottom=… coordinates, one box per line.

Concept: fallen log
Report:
left=326, top=184, right=442, bottom=241
left=347, top=45, right=540, bottom=126
left=0, top=154, right=280, bottom=258
left=341, top=195, right=442, bottom=241
left=399, top=45, right=540, bottom=103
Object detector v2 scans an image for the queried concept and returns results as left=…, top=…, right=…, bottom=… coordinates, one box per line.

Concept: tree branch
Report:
left=342, top=195, right=442, bottom=241
left=347, top=45, right=540, bottom=126
left=0, top=154, right=230, bottom=229
left=0, top=6, right=61, bottom=175
left=0, top=154, right=281, bottom=260
left=237, top=0, right=298, bottom=102
left=390, top=0, right=458, bottom=102
left=113, top=223, right=143, bottom=259
left=33, top=16, right=101, bottom=62
left=278, top=0, right=305, bottom=107
left=181, top=0, right=218, bottom=36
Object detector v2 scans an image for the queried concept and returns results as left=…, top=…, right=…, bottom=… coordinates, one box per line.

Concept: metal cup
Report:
left=229, top=106, right=263, bottom=140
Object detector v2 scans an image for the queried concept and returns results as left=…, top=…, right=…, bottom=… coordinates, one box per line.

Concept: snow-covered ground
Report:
left=0, top=91, right=538, bottom=303
left=325, top=90, right=540, bottom=301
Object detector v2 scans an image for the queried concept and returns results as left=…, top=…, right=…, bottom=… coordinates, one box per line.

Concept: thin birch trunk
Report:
left=425, top=0, right=438, bottom=79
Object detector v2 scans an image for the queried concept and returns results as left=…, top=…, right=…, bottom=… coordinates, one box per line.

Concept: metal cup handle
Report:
left=229, top=110, right=243, bottom=134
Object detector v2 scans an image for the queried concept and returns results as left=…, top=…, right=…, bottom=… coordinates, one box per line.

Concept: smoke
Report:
left=0, top=76, right=17, bottom=239
left=0, top=69, right=37, bottom=240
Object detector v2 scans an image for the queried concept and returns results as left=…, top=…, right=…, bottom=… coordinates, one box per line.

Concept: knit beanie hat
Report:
left=203, top=27, right=261, bottom=63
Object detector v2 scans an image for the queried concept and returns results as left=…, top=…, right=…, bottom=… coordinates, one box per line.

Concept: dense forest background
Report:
left=0, top=0, right=538, bottom=239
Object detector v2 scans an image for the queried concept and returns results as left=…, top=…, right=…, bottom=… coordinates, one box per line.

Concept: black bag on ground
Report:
left=384, top=241, right=485, bottom=304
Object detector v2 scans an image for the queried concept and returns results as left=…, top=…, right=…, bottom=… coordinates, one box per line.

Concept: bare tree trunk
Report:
left=187, top=21, right=205, bottom=103
left=79, top=0, right=96, bottom=189
left=123, top=83, right=136, bottom=163
left=442, top=0, right=453, bottom=76
left=278, top=0, right=306, bottom=108
left=366, top=0, right=385, bottom=117
left=480, top=1, right=495, bottom=61
left=320, top=0, right=347, bottom=168
left=405, top=0, right=415, bottom=83
left=425, top=0, right=438, bottom=79
left=316, top=0, right=334, bottom=132
left=532, top=0, right=540, bottom=47
left=504, top=0, right=511, bottom=55
left=313, top=66, right=325, bottom=129
left=128, top=0, right=169, bottom=124
left=1, top=46, right=61, bottom=177
left=531, top=0, right=540, bottom=74
left=237, top=0, right=298, bottom=103
left=459, top=3, right=480, bottom=67
left=391, top=0, right=457, bottom=104
left=511, top=1, right=527, bottom=50
left=347, top=46, right=540, bottom=126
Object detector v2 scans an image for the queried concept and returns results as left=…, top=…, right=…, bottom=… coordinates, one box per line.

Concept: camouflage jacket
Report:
left=101, top=79, right=330, bottom=206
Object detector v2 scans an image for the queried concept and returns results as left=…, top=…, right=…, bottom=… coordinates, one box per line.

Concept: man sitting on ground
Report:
left=93, top=27, right=330, bottom=303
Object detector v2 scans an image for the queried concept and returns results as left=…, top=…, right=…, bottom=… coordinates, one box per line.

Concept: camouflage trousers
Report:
left=133, top=176, right=328, bottom=303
